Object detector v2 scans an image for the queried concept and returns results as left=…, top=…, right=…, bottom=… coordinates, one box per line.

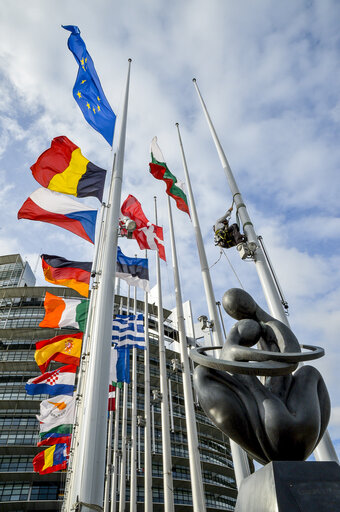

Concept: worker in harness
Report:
left=213, top=208, right=245, bottom=249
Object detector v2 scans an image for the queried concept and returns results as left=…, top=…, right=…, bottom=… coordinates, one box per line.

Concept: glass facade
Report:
left=0, top=254, right=240, bottom=511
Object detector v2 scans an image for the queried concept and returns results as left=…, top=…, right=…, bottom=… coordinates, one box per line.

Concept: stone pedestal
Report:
left=235, top=461, right=340, bottom=512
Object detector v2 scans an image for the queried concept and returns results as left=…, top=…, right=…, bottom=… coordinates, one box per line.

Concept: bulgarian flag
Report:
left=149, top=136, right=190, bottom=216
left=39, top=291, right=89, bottom=331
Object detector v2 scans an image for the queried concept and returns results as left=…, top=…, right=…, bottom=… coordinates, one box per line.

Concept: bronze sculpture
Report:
left=191, top=288, right=330, bottom=465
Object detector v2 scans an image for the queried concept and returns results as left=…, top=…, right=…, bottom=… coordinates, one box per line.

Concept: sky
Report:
left=1, top=0, right=340, bottom=458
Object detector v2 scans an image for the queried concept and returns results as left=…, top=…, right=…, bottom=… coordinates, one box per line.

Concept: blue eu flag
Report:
left=62, top=25, right=116, bottom=146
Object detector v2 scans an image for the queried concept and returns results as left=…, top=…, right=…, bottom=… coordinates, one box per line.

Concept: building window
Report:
left=30, top=483, right=60, bottom=500
left=0, top=482, right=30, bottom=501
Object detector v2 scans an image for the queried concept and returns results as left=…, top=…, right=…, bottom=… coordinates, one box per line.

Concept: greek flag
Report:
left=112, top=314, right=145, bottom=349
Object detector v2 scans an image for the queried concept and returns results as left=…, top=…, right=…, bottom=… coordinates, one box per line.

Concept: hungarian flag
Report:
left=33, top=443, right=69, bottom=474
left=121, top=194, right=166, bottom=261
left=18, top=187, right=97, bottom=244
left=39, top=292, right=89, bottom=331
left=149, top=136, right=190, bottom=215
left=35, top=332, right=83, bottom=373
left=25, top=365, right=77, bottom=396
left=108, top=384, right=116, bottom=411
left=31, top=136, right=107, bottom=201
left=41, top=254, right=92, bottom=297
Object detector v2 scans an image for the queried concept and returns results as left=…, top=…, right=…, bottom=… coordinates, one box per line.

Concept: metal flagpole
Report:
left=119, top=287, right=130, bottom=512
left=143, top=262, right=153, bottom=512
left=192, top=78, right=338, bottom=463
left=110, top=386, right=120, bottom=512
left=174, top=127, right=223, bottom=348
left=63, top=200, right=109, bottom=511
left=154, top=196, right=175, bottom=512
left=130, top=286, right=138, bottom=511
left=104, top=411, right=114, bottom=512
left=167, top=195, right=206, bottom=511
left=175, top=123, right=251, bottom=487
left=68, top=59, right=132, bottom=512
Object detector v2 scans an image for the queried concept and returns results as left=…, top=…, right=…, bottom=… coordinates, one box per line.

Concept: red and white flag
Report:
left=108, top=384, right=116, bottom=412
left=121, top=194, right=166, bottom=261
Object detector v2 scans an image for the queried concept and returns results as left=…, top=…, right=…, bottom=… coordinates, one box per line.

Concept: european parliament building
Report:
left=0, top=253, right=238, bottom=511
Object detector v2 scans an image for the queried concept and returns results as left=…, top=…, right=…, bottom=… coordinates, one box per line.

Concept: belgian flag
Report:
left=31, top=136, right=106, bottom=201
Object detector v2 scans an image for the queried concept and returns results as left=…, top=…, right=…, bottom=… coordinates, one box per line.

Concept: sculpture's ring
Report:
left=190, top=344, right=324, bottom=376
left=225, top=344, right=324, bottom=363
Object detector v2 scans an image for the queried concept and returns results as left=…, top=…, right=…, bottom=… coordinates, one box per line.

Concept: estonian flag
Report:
left=116, top=246, right=149, bottom=292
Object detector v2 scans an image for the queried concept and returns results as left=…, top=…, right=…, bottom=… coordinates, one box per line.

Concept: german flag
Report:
left=30, top=135, right=106, bottom=201
left=41, top=254, right=92, bottom=297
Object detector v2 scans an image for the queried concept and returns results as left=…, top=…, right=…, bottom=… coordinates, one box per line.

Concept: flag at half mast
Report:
left=112, top=314, right=146, bottom=349
left=149, top=136, right=190, bottom=216
left=31, top=136, right=107, bottom=202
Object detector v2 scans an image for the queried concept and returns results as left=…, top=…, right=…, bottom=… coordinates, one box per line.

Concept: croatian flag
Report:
left=26, top=365, right=76, bottom=396
left=112, top=314, right=145, bottom=349
left=18, top=187, right=97, bottom=243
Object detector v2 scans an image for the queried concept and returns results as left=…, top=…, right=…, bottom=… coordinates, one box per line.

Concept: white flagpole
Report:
left=119, top=288, right=130, bottom=512
left=63, top=188, right=112, bottom=510
left=69, top=59, right=132, bottom=511
left=130, top=286, right=138, bottom=511
left=110, top=386, right=120, bottom=512
left=154, top=196, right=175, bottom=512
left=192, top=78, right=338, bottom=464
left=175, top=123, right=251, bottom=487
left=167, top=195, right=206, bottom=511
left=143, top=267, right=153, bottom=512
left=104, top=411, right=114, bottom=512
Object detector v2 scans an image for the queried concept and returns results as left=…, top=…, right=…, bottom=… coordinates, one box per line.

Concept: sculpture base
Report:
left=235, top=461, right=340, bottom=512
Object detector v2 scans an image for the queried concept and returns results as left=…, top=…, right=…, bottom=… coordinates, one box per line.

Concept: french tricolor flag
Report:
left=18, top=187, right=97, bottom=243
left=25, top=365, right=76, bottom=396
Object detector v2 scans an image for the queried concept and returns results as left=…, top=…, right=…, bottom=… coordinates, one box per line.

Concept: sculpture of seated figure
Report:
left=193, top=288, right=330, bottom=465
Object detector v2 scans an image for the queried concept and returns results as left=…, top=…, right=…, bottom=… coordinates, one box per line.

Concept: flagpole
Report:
left=130, top=286, right=138, bottom=512
left=68, top=58, right=132, bottom=512
left=154, top=196, right=175, bottom=512
left=175, top=123, right=251, bottom=487
left=167, top=195, right=206, bottom=511
left=110, top=386, right=120, bottom=512
left=143, top=259, right=153, bottom=512
left=63, top=199, right=108, bottom=510
left=119, top=289, right=130, bottom=512
left=104, top=411, right=114, bottom=512
left=192, top=78, right=339, bottom=464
